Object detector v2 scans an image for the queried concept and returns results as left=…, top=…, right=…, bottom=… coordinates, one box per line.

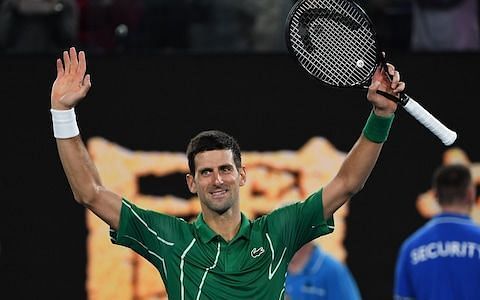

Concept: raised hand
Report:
left=367, top=63, right=405, bottom=117
left=51, top=47, right=91, bottom=110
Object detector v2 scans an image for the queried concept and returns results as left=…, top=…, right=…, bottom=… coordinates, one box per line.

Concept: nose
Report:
left=214, top=171, right=224, bottom=185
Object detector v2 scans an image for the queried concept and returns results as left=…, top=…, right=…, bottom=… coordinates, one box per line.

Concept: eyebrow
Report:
left=198, top=164, right=234, bottom=173
left=197, top=167, right=213, bottom=173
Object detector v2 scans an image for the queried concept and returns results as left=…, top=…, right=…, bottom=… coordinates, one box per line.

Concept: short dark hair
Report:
left=186, top=130, right=242, bottom=174
left=433, top=164, right=472, bottom=205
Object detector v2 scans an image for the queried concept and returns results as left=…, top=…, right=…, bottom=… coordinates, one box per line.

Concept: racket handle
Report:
left=401, top=94, right=457, bottom=146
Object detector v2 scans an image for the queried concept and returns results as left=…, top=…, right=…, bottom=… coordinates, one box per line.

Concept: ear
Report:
left=467, top=184, right=476, bottom=204
left=239, top=166, right=247, bottom=187
left=433, top=189, right=439, bottom=201
left=186, top=173, right=197, bottom=193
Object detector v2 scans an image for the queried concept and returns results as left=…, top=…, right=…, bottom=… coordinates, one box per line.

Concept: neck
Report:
left=441, top=204, right=471, bottom=216
left=202, top=208, right=242, bottom=242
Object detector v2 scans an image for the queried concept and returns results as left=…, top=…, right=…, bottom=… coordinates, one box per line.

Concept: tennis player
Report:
left=50, top=47, right=404, bottom=299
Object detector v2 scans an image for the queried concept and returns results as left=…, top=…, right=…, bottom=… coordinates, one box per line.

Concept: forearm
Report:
left=336, top=135, right=383, bottom=194
left=56, top=134, right=122, bottom=229
left=337, top=109, right=394, bottom=192
left=323, top=110, right=393, bottom=218
left=323, top=135, right=382, bottom=218
left=323, top=62, right=402, bottom=218
left=50, top=48, right=122, bottom=228
left=57, top=136, right=103, bottom=205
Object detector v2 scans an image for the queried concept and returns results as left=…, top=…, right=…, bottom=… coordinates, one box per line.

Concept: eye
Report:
left=221, top=165, right=234, bottom=173
left=200, top=169, right=211, bottom=176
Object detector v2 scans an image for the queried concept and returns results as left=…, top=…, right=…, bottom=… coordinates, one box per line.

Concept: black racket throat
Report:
left=376, top=90, right=409, bottom=106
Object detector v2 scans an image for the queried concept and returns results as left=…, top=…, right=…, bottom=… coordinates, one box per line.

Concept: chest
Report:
left=164, top=232, right=289, bottom=285
left=177, top=235, right=287, bottom=272
left=169, top=239, right=289, bottom=299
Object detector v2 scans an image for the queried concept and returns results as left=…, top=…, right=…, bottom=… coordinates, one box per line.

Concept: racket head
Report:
left=285, top=0, right=381, bottom=88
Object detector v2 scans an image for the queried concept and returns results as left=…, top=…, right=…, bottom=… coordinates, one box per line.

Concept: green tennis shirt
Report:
left=110, top=189, right=334, bottom=300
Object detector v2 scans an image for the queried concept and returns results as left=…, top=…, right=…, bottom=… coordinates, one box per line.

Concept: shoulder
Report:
left=399, top=224, right=432, bottom=252
left=320, top=252, right=348, bottom=274
left=250, top=214, right=268, bottom=234
left=120, top=198, right=193, bottom=231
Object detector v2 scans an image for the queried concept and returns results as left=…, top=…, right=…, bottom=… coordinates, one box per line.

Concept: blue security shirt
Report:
left=285, top=245, right=361, bottom=300
left=394, top=213, right=480, bottom=300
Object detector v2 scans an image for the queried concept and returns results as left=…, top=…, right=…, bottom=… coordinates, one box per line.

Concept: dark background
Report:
left=0, top=52, right=478, bottom=299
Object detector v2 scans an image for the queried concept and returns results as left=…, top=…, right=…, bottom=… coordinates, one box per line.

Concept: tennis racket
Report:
left=285, top=0, right=457, bottom=146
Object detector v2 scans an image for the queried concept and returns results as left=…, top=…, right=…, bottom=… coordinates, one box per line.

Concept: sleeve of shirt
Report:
left=266, top=188, right=334, bottom=257
left=109, top=198, right=182, bottom=260
left=394, top=243, right=415, bottom=299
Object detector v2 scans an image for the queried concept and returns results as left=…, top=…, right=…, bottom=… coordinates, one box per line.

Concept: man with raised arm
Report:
left=50, top=47, right=404, bottom=299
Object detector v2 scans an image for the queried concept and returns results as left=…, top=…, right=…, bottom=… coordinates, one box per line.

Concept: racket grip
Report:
left=402, top=95, right=457, bottom=146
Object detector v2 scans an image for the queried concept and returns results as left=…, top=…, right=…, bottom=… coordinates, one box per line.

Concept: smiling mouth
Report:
left=210, top=190, right=228, bottom=199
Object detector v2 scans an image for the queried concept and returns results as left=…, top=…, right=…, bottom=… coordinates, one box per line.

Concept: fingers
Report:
left=386, top=63, right=394, bottom=75
left=59, top=47, right=87, bottom=81
left=78, top=50, right=87, bottom=76
left=56, top=58, right=64, bottom=78
left=369, top=69, right=405, bottom=94
left=80, top=74, right=92, bottom=97
left=69, top=47, right=79, bottom=73
left=394, top=81, right=405, bottom=94
left=390, top=71, right=400, bottom=90
left=61, top=47, right=83, bottom=75
left=63, top=50, right=71, bottom=75
left=385, top=63, right=401, bottom=91
left=83, top=74, right=91, bottom=88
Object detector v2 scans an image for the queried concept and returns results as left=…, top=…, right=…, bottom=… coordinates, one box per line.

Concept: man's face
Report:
left=186, top=149, right=246, bottom=215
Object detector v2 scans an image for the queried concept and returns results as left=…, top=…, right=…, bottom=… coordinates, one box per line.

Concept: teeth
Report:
left=211, top=190, right=226, bottom=196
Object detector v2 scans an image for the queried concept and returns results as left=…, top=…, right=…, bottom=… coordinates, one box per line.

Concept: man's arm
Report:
left=51, top=47, right=122, bottom=229
left=322, top=63, right=405, bottom=219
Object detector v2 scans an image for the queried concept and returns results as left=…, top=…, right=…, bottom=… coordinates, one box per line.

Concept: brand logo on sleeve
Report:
left=251, top=247, right=265, bottom=258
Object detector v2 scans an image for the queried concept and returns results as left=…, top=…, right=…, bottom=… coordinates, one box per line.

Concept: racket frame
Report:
left=284, top=0, right=457, bottom=145
left=285, top=0, right=382, bottom=90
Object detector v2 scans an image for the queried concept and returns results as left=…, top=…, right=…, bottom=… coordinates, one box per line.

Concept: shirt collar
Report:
left=194, top=213, right=251, bottom=244
left=435, top=212, right=471, bottom=220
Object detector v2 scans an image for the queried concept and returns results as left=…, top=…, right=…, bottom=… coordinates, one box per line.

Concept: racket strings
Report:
left=312, top=19, right=364, bottom=82
left=309, top=26, right=354, bottom=83
left=297, top=4, right=373, bottom=81
left=289, top=0, right=377, bottom=87
left=318, top=21, right=376, bottom=84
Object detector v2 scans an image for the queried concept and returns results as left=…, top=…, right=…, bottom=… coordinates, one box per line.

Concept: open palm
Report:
left=51, top=47, right=91, bottom=110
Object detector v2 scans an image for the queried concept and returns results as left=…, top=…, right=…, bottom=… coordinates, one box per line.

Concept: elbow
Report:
left=349, top=182, right=365, bottom=196
left=338, top=174, right=365, bottom=198
left=73, top=184, right=104, bottom=207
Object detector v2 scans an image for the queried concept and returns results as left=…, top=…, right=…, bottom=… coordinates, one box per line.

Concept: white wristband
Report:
left=50, top=108, right=80, bottom=139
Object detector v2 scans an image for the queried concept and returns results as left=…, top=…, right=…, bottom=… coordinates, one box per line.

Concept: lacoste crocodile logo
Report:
left=251, top=247, right=265, bottom=258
